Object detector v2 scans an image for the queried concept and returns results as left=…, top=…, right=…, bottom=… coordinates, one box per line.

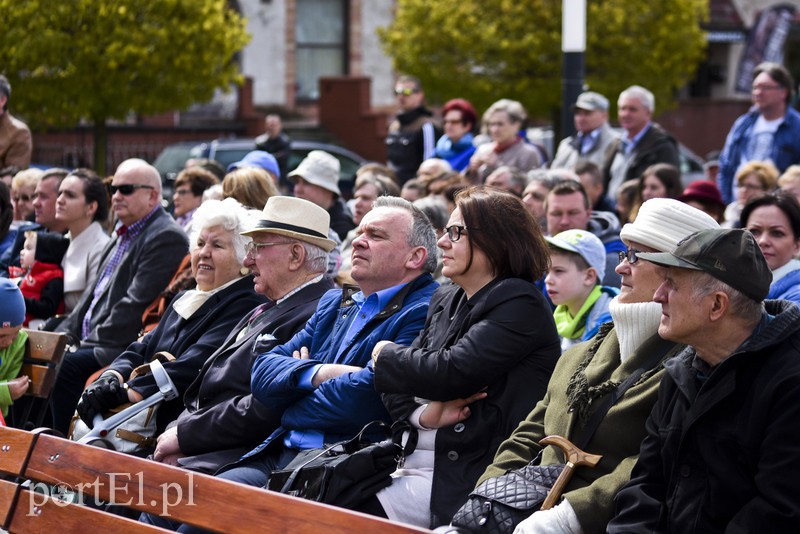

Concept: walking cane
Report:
left=539, top=435, right=603, bottom=510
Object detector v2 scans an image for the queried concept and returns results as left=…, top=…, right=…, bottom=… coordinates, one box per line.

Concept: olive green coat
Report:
left=478, top=328, right=682, bottom=533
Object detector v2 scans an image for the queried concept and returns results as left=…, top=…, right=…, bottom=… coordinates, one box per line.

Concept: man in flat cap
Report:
left=551, top=91, right=618, bottom=171
left=609, top=228, right=800, bottom=533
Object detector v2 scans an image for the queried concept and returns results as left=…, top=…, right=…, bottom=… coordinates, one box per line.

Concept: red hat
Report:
left=679, top=180, right=726, bottom=210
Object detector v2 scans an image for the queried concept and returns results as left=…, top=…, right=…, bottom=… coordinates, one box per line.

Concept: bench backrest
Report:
left=0, top=427, right=430, bottom=533
left=21, top=329, right=67, bottom=399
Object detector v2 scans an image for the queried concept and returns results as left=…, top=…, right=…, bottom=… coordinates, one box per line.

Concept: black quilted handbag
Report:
left=450, top=458, right=564, bottom=534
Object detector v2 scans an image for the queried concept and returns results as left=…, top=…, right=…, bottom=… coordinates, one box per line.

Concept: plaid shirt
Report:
left=81, top=205, right=160, bottom=340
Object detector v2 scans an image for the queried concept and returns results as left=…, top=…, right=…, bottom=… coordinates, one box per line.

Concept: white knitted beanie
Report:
left=620, top=198, right=719, bottom=252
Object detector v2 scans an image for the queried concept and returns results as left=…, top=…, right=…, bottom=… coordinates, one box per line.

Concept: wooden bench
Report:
left=14, top=329, right=68, bottom=428
left=0, top=426, right=430, bottom=533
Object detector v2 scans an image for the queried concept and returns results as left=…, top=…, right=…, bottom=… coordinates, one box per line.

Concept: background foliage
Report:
left=380, top=0, right=708, bottom=122
left=0, top=0, right=250, bottom=172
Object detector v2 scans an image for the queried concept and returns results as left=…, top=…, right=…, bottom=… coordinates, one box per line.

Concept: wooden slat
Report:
left=0, top=427, right=36, bottom=476
left=0, top=478, right=19, bottom=529
left=25, top=433, right=430, bottom=534
left=7, top=488, right=169, bottom=533
left=18, top=364, right=53, bottom=398
left=23, top=330, right=67, bottom=365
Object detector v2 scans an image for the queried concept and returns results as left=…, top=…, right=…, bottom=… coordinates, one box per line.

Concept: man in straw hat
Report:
left=478, top=199, right=718, bottom=534
left=149, top=196, right=336, bottom=475
left=289, top=149, right=355, bottom=241
left=610, top=228, right=800, bottom=532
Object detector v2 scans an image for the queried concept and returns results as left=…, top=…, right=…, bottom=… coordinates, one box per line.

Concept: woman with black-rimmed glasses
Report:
left=366, top=186, right=560, bottom=527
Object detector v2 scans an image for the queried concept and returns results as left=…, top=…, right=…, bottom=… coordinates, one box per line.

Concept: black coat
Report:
left=375, top=278, right=560, bottom=526
left=609, top=300, right=800, bottom=533
left=174, top=278, right=334, bottom=474
left=601, top=123, right=680, bottom=193
left=108, top=276, right=266, bottom=433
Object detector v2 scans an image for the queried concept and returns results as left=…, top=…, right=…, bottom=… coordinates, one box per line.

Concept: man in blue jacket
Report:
left=717, top=62, right=800, bottom=204
left=219, top=196, right=438, bottom=489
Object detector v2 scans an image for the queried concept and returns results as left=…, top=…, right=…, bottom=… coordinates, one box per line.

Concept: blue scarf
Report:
left=435, top=133, right=476, bottom=171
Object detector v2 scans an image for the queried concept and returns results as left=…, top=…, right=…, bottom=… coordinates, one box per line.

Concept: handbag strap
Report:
left=572, top=338, right=673, bottom=451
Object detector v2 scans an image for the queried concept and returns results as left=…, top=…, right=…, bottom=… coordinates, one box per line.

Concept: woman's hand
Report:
left=419, top=391, right=488, bottom=429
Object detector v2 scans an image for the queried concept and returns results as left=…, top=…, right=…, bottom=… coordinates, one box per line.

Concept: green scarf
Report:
left=553, top=285, right=603, bottom=340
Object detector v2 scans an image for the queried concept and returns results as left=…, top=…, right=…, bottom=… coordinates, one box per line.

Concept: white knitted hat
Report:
left=620, top=198, right=719, bottom=253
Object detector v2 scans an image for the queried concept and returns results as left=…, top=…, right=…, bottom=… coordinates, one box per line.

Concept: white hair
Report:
left=189, top=198, right=260, bottom=264
left=619, top=85, right=655, bottom=113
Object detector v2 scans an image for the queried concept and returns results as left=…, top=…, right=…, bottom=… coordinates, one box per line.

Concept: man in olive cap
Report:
left=610, top=228, right=800, bottom=532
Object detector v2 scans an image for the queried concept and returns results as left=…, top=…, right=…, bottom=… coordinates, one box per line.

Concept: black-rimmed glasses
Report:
left=618, top=248, right=642, bottom=264
left=445, top=225, right=469, bottom=242
left=109, top=184, right=155, bottom=196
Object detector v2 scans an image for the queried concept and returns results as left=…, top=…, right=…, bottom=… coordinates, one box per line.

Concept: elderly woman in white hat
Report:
left=289, top=150, right=355, bottom=241
left=469, top=199, right=719, bottom=534
left=75, top=198, right=267, bottom=439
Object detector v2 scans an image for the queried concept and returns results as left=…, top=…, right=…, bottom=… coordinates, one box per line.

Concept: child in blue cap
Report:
left=0, top=278, right=30, bottom=421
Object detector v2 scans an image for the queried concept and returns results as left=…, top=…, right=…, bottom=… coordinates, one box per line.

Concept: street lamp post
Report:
left=561, top=0, right=586, bottom=140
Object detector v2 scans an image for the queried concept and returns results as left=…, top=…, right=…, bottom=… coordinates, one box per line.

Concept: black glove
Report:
left=77, top=373, right=129, bottom=427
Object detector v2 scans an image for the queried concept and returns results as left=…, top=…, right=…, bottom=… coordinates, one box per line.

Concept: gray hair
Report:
left=301, top=241, right=329, bottom=274
left=619, top=85, right=655, bottom=113
left=373, top=196, right=437, bottom=273
left=190, top=198, right=260, bottom=265
left=691, top=271, right=763, bottom=323
left=413, top=196, right=449, bottom=231
left=486, top=98, right=527, bottom=125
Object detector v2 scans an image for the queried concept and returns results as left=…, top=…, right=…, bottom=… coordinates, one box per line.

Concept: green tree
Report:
left=0, top=0, right=250, bottom=174
left=380, top=0, right=707, bottom=123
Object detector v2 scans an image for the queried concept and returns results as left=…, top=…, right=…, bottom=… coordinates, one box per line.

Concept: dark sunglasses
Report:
left=12, top=194, right=32, bottom=202
left=618, top=248, right=642, bottom=265
left=110, top=184, right=155, bottom=196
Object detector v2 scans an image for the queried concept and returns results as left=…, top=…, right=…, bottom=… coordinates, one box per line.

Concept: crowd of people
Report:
left=1, top=62, right=800, bottom=533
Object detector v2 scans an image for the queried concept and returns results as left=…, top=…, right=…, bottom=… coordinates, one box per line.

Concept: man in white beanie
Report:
left=471, top=198, right=719, bottom=534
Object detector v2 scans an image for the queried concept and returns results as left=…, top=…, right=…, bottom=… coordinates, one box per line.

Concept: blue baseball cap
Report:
left=227, top=150, right=280, bottom=178
left=0, top=278, right=25, bottom=328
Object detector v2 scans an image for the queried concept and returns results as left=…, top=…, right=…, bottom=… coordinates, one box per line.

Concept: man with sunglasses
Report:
left=476, top=199, right=718, bottom=534
left=50, top=158, right=188, bottom=433
left=386, top=75, right=441, bottom=184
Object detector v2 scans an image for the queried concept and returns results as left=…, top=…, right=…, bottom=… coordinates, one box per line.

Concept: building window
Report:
left=295, top=0, right=348, bottom=100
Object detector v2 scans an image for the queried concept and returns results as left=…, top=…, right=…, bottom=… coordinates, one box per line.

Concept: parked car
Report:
left=152, top=138, right=367, bottom=202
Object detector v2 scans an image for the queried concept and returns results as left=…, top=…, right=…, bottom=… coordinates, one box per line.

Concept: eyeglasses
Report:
left=445, top=225, right=470, bottom=242
left=12, top=194, right=31, bottom=203
left=244, top=241, right=291, bottom=256
left=443, top=119, right=464, bottom=125
left=394, top=87, right=419, bottom=97
left=174, top=188, right=194, bottom=196
left=751, top=84, right=784, bottom=92
left=618, top=248, right=642, bottom=265
left=737, top=182, right=765, bottom=191
left=109, top=184, right=155, bottom=196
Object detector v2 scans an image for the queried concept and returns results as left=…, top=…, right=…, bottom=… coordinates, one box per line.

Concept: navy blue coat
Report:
left=245, top=273, right=438, bottom=459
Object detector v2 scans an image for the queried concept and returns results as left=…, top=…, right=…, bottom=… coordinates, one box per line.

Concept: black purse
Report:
left=450, top=343, right=669, bottom=533
left=267, top=420, right=416, bottom=509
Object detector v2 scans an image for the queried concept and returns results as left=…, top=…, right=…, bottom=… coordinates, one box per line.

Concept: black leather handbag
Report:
left=450, top=455, right=564, bottom=534
left=267, top=420, right=416, bottom=509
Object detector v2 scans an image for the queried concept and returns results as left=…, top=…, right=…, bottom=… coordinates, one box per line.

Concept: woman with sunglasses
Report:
left=75, top=198, right=265, bottom=442
left=10, top=168, right=42, bottom=225
left=465, top=199, right=718, bottom=534
left=366, top=186, right=560, bottom=527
